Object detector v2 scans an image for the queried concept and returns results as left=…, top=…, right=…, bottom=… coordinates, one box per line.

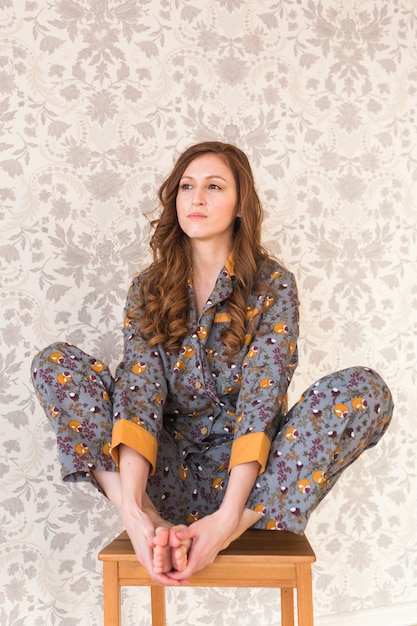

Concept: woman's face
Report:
left=176, top=153, right=239, bottom=248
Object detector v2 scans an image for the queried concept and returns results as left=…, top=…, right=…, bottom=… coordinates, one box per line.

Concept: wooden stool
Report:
left=98, top=529, right=316, bottom=626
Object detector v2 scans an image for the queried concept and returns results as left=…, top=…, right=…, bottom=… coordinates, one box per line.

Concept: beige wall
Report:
left=1, top=1, right=416, bottom=624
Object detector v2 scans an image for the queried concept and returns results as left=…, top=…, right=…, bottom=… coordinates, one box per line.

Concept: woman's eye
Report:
left=209, top=184, right=221, bottom=190
left=180, top=183, right=192, bottom=190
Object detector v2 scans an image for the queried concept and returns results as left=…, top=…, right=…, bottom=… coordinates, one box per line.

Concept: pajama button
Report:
left=201, top=426, right=208, bottom=435
left=195, top=381, right=202, bottom=389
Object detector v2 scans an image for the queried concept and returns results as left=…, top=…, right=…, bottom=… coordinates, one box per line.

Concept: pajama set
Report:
left=31, top=258, right=393, bottom=534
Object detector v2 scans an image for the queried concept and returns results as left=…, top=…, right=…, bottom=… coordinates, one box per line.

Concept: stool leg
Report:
left=296, top=563, right=314, bottom=626
left=280, top=588, right=294, bottom=626
left=150, top=586, right=166, bottom=626
left=102, top=562, right=120, bottom=626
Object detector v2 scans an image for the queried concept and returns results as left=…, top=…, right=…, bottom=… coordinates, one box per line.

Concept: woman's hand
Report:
left=121, top=504, right=181, bottom=586
left=118, top=444, right=184, bottom=586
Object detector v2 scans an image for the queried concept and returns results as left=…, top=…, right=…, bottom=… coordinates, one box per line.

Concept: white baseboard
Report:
left=315, top=602, right=417, bottom=626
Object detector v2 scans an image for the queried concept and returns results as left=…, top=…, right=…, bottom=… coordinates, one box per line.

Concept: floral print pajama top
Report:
left=111, top=257, right=299, bottom=482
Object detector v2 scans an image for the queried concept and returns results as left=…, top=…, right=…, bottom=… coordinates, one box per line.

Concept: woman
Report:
left=31, top=141, right=393, bottom=586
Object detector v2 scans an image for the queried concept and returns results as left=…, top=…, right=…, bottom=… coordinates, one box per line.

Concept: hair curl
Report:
left=132, top=141, right=271, bottom=356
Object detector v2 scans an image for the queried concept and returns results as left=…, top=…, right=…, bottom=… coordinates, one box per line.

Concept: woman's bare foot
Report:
left=153, top=525, right=192, bottom=574
left=169, top=525, right=192, bottom=572
left=152, top=527, right=174, bottom=574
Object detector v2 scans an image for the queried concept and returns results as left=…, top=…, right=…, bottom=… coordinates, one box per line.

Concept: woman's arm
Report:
left=229, top=266, right=299, bottom=474
left=119, top=444, right=150, bottom=517
left=111, top=275, right=167, bottom=474
left=167, top=460, right=261, bottom=582
left=217, top=460, right=261, bottom=528
left=118, top=444, right=183, bottom=586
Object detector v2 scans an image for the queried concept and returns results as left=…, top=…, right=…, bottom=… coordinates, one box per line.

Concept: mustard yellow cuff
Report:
left=229, top=432, right=271, bottom=475
left=111, top=419, right=158, bottom=476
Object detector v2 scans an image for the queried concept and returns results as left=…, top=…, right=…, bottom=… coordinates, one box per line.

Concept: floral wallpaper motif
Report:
left=1, top=0, right=416, bottom=624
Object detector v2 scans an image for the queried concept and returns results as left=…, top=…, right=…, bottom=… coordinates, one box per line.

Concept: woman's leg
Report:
left=31, top=342, right=116, bottom=485
left=246, top=366, right=394, bottom=534
left=32, top=344, right=189, bottom=573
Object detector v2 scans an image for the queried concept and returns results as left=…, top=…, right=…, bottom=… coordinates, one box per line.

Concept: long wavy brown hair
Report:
left=133, top=141, right=271, bottom=356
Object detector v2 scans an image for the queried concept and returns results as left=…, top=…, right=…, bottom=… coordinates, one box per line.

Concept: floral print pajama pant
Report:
left=31, top=342, right=393, bottom=534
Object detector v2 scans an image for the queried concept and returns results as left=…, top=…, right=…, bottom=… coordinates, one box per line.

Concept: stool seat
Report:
left=98, top=529, right=316, bottom=625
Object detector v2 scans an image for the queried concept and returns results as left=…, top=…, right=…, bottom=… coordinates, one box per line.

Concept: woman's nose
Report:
left=192, top=187, right=205, bottom=205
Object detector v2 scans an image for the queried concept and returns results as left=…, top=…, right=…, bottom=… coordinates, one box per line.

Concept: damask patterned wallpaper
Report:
left=1, top=1, right=416, bottom=624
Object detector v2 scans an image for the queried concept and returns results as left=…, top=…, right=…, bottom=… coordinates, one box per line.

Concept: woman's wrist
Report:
left=121, top=499, right=146, bottom=523
left=213, top=505, right=241, bottom=537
